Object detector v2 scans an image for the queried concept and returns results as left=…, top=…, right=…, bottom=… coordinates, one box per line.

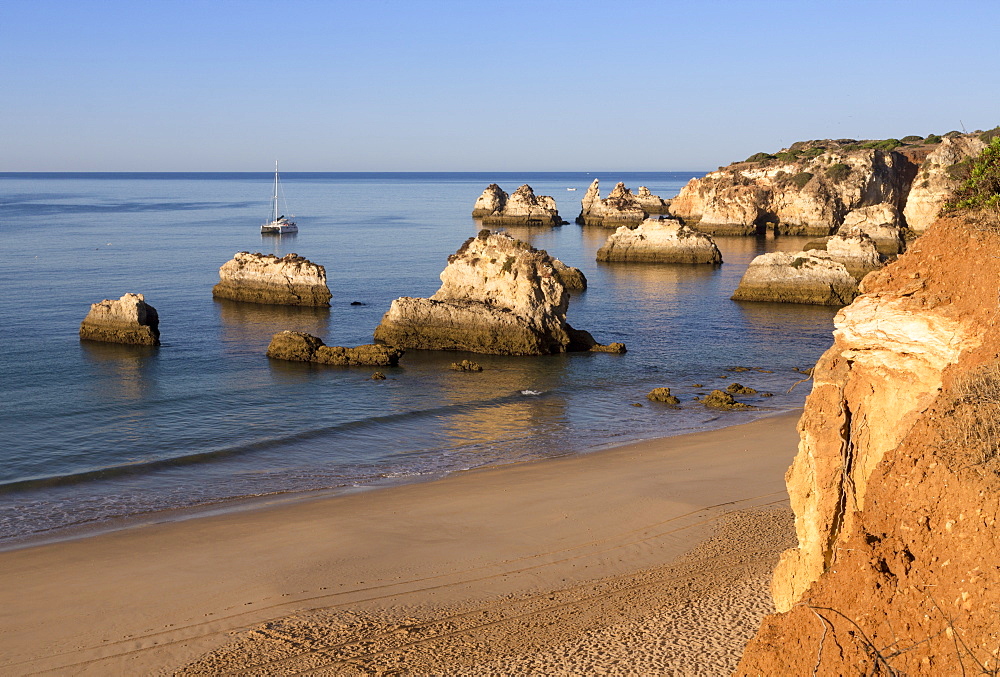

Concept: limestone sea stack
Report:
left=79, top=293, right=160, bottom=346
left=212, top=252, right=332, bottom=306
left=823, top=227, right=884, bottom=279
left=266, top=331, right=403, bottom=366
left=596, top=217, right=722, bottom=264
left=634, top=186, right=671, bottom=214
left=576, top=180, right=649, bottom=228
left=472, top=184, right=564, bottom=226
left=838, top=203, right=908, bottom=255
left=731, top=251, right=858, bottom=306
left=374, top=230, right=621, bottom=355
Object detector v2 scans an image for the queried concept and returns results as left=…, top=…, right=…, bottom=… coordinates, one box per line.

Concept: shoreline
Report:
left=0, top=409, right=802, bottom=675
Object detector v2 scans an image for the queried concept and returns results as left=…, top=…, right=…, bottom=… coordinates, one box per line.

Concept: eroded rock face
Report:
left=473, top=184, right=564, bottom=226
left=212, top=252, right=332, bottom=306
left=731, top=251, right=859, bottom=306
left=824, top=228, right=884, bottom=279
left=635, top=186, right=671, bottom=214
left=902, top=135, right=987, bottom=233
left=266, top=331, right=403, bottom=366
left=373, top=230, right=618, bottom=355
left=79, top=293, right=160, bottom=345
left=738, top=214, right=1000, bottom=675
left=646, top=387, right=680, bottom=404
left=839, top=203, right=907, bottom=255
left=596, top=217, right=722, bottom=264
left=576, top=180, right=649, bottom=228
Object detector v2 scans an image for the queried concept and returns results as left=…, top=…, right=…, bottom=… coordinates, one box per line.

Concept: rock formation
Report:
left=902, top=134, right=987, bottom=233
left=595, top=217, right=722, bottom=264
left=266, top=331, right=403, bottom=366
left=646, top=387, right=680, bottom=404
left=669, top=134, right=986, bottom=237
left=738, top=211, right=1000, bottom=675
left=550, top=258, right=587, bottom=291
left=576, top=180, right=651, bottom=228
left=839, top=204, right=907, bottom=255
left=823, top=228, right=884, bottom=279
left=731, top=251, right=859, bottom=306
left=635, top=186, right=671, bottom=214
left=79, top=293, right=160, bottom=346
left=212, top=252, right=332, bottom=306
left=700, top=389, right=752, bottom=409
left=472, top=184, right=564, bottom=226
left=373, top=230, right=621, bottom=355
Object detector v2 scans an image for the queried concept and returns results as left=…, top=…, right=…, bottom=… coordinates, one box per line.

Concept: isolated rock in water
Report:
left=576, top=180, right=649, bottom=228
left=839, top=204, right=907, bottom=255
left=731, top=251, right=858, bottom=306
left=634, top=186, right=671, bottom=214
left=450, top=359, right=483, bottom=372
left=596, top=217, right=722, bottom=264
left=647, top=387, right=680, bottom=404
left=903, top=134, right=987, bottom=233
left=474, top=184, right=564, bottom=226
left=373, top=230, right=619, bottom=355
left=79, top=292, right=160, bottom=346
left=824, top=228, right=884, bottom=279
left=471, top=183, right=507, bottom=218
left=212, top=252, right=332, bottom=306
left=266, top=330, right=403, bottom=366
left=726, top=383, right=757, bottom=395
left=702, top=389, right=752, bottom=410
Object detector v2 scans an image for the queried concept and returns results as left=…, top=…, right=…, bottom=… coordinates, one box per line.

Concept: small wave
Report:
left=520, top=390, right=543, bottom=396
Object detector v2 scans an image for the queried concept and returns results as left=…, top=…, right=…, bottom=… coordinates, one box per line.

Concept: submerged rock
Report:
left=79, top=292, right=160, bottom=346
left=647, top=387, right=681, bottom=404
left=731, top=251, right=859, bottom=306
left=212, top=252, right=332, bottom=306
left=576, top=180, right=649, bottom=228
left=702, top=389, right=753, bottom=410
left=726, top=383, right=757, bottom=395
left=373, top=230, right=621, bottom=355
left=266, top=330, right=403, bottom=366
left=596, top=217, right=722, bottom=264
left=450, top=359, right=483, bottom=372
left=473, top=184, right=564, bottom=226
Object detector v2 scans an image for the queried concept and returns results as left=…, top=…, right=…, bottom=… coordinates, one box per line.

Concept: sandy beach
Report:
left=0, top=411, right=801, bottom=676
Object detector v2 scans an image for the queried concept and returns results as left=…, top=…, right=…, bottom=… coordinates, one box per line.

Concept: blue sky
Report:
left=2, top=0, right=998, bottom=171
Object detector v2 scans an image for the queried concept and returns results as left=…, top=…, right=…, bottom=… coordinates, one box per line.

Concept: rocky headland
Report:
left=669, top=133, right=987, bottom=237
left=373, top=230, right=620, bottom=355
left=577, top=180, right=669, bottom=227
left=266, top=331, right=404, bottom=366
left=472, top=184, right=565, bottom=226
left=212, top=252, right=332, bottom=306
left=596, top=217, right=722, bottom=264
left=79, top=292, right=160, bottom=346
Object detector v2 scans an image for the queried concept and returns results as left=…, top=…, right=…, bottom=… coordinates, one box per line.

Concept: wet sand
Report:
left=0, top=411, right=800, bottom=676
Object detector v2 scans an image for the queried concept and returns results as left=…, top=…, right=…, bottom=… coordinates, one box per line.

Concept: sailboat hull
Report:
left=261, top=220, right=298, bottom=234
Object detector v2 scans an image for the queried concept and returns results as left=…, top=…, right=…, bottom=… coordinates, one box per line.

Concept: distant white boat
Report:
left=566, top=187, right=577, bottom=191
left=261, top=161, right=298, bottom=235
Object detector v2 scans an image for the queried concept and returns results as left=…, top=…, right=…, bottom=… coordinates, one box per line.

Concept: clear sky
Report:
left=2, top=0, right=998, bottom=171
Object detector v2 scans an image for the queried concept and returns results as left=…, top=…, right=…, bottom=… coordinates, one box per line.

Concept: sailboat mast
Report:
left=272, top=160, right=280, bottom=222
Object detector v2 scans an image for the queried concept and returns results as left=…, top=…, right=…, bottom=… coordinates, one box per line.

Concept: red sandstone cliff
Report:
left=737, top=211, right=1000, bottom=675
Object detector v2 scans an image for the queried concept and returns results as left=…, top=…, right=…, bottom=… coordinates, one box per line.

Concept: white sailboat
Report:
left=260, top=161, right=298, bottom=234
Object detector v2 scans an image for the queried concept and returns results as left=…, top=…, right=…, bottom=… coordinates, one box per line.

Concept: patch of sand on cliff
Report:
left=178, top=505, right=794, bottom=676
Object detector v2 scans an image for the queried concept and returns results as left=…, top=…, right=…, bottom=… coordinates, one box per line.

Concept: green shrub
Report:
left=861, top=138, right=903, bottom=151
left=800, top=147, right=826, bottom=158
left=924, top=134, right=943, bottom=144
left=944, top=137, right=1000, bottom=213
left=980, top=126, right=1000, bottom=143
left=945, top=130, right=963, bottom=138
left=745, top=152, right=775, bottom=163
left=826, top=163, right=851, bottom=182
left=901, top=135, right=923, bottom=143
left=775, top=151, right=800, bottom=163
left=790, top=172, right=814, bottom=189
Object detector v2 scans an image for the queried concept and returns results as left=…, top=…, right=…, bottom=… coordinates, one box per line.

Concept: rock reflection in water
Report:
left=79, top=341, right=159, bottom=403
left=214, top=298, right=330, bottom=356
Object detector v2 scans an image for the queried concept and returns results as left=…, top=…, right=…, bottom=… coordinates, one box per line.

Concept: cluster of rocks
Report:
left=577, top=180, right=670, bottom=227
left=596, top=217, right=722, bottom=264
left=668, top=133, right=986, bottom=240
left=472, top=184, right=565, bottom=226
left=266, top=330, right=404, bottom=366
left=79, top=293, right=160, bottom=346
left=212, top=252, right=332, bottom=306
left=733, top=228, right=885, bottom=306
left=374, top=230, right=622, bottom=355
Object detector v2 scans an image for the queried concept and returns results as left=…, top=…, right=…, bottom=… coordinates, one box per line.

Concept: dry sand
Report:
left=0, top=411, right=801, bottom=676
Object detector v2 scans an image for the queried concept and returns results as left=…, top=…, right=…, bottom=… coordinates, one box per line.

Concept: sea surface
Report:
left=0, top=172, right=837, bottom=546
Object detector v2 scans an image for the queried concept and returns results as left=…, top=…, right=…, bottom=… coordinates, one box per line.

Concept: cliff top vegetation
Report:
left=944, top=135, right=1000, bottom=214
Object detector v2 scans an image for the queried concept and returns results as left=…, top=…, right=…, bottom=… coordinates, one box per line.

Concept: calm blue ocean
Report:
left=0, top=172, right=835, bottom=545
